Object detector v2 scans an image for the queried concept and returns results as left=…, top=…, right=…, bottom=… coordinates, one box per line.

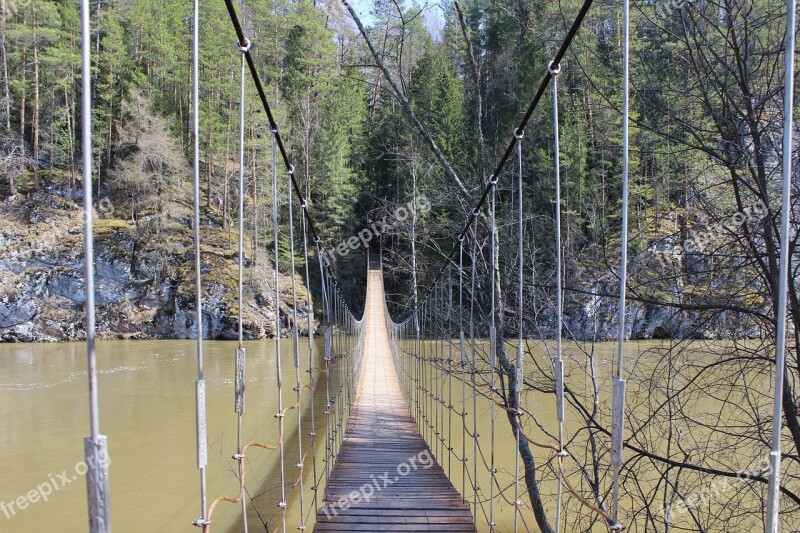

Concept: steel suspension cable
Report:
left=610, top=0, right=631, bottom=527
left=550, top=61, right=566, bottom=533
left=271, top=130, right=288, bottom=533
left=197, top=6, right=362, bottom=529
left=488, top=176, right=498, bottom=531
left=437, top=279, right=444, bottom=463
left=236, top=40, right=249, bottom=533
left=405, top=0, right=597, bottom=309
left=469, top=217, right=480, bottom=523
left=190, top=0, right=208, bottom=526
left=80, top=0, right=111, bottom=528
left=766, top=0, right=797, bottom=529
left=513, top=126, right=525, bottom=533
left=286, top=145, right=306, bottom=531
left=318, top=247, right=333, bottom=489
left=221, top=0, right=357, bottom=319
left=458, top=236, right=468, bottom=504
left=300, top=203, right=320, bottom=513
left=447, top=264, right=454, bottom=481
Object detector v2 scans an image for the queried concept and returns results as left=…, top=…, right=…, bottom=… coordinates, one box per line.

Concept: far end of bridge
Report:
left=314, top=266, right=476, bottom=532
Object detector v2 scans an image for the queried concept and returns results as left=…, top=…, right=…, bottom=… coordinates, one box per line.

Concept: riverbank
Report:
left=0, top=193, right=315, bottom=342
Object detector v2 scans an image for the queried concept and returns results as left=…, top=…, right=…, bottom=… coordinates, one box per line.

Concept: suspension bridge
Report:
left=314, top=261, right=475, bottom=531
left=70, top=0, right=797, bottom=528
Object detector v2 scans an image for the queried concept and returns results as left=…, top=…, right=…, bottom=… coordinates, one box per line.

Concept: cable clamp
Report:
left=274, top=412, right=285, bottom=419
left=277, top=501, right=288, bottom=508
left=489, top=467, right=497, bottom=474
left=514, top=127, right=524, bottom=139
left=514, top=500, right=523, bottom=508
left=457, top=233, right=465, bottom=242
left=608, top=523, right=624, bottom=531
left=232, top=453, right=245, bottom=460
left=548, top=61, right=561, bottom=75
left=471, top=206, right=480, bottom=217
left=488, top=174, right=499, bottom=185
left=309, top=431, right=316, bottom=437
left=489, top=521, right=497, bottom=527
left=270, top=123, right=279, bottom=134
left=295, top=463, right=304, bottom=468
left=297, top=526, right=306, bottom=531
left=193, top=518, right=211, bottom=527
left=238, top=37, right=251, bottom=53
left=288, top=164, right=295, bottom=175
left=557, top=449, right=569, bottom=457
left=473, top=485, right=481, bottom=491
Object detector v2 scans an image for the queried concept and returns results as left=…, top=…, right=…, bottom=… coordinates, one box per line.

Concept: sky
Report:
left=340, top=0, right=446, bottom=39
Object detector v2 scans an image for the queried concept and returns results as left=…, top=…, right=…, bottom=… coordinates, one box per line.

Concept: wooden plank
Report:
left=313, top=268, right=476, bottom=532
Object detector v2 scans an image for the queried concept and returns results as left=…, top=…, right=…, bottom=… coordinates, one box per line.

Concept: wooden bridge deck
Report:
left=314, top=268, right=475, bottom=532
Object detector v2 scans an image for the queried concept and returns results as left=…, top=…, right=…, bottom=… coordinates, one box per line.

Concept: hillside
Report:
left=0, top=95, right=313, bottom=342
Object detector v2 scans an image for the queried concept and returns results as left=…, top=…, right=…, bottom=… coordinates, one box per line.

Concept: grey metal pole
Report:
left=81, top=0, right=111, bottom=529
left=513, top=127, right=524, bottom=533
left=766, top=0, right=796, bottom=530
left=610, top=0, right=630, bottom=526
left=190, top=0, right=209, bottom=528
left=235, top=41, right=249, bottom=533
left=550, top=61, right=565, bottom=533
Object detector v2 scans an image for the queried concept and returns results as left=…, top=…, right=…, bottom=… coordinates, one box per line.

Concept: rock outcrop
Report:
left=0, top=194, right=315, bottom=342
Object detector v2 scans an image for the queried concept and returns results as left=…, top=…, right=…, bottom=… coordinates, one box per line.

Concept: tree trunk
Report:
left=0, top=0, right=9, bottom=134
left=65, top=85, right=76, bottom=201
left=222, top=97, right=232, bottom=229
left=454, top=2, right=486, bottom=179
left=250, top=125, right=257, bottom=267
left=205, top=89, right=213, bottom=208
left=106, top=81, right=113, bottom=167
left=19, top=43, right=25, bottom=151
left=31, top=4, right=39, bottom=191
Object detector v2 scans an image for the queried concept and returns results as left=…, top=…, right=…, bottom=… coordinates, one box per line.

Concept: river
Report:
left=0, top=339, right=770, bottom=532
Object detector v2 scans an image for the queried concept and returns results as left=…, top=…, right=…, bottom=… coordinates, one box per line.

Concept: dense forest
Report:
left=1, top=0, right=799, bottom=529
left=2, top=0, right=796, bottom=337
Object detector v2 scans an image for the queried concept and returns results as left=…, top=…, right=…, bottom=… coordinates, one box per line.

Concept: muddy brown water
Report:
left=0, top=339, right=772, bottom=532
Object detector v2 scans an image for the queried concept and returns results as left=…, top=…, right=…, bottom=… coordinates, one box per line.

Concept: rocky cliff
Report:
left=0, top=94, right=315, bottom=342
left=0, top=192, right=315, bottom=342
